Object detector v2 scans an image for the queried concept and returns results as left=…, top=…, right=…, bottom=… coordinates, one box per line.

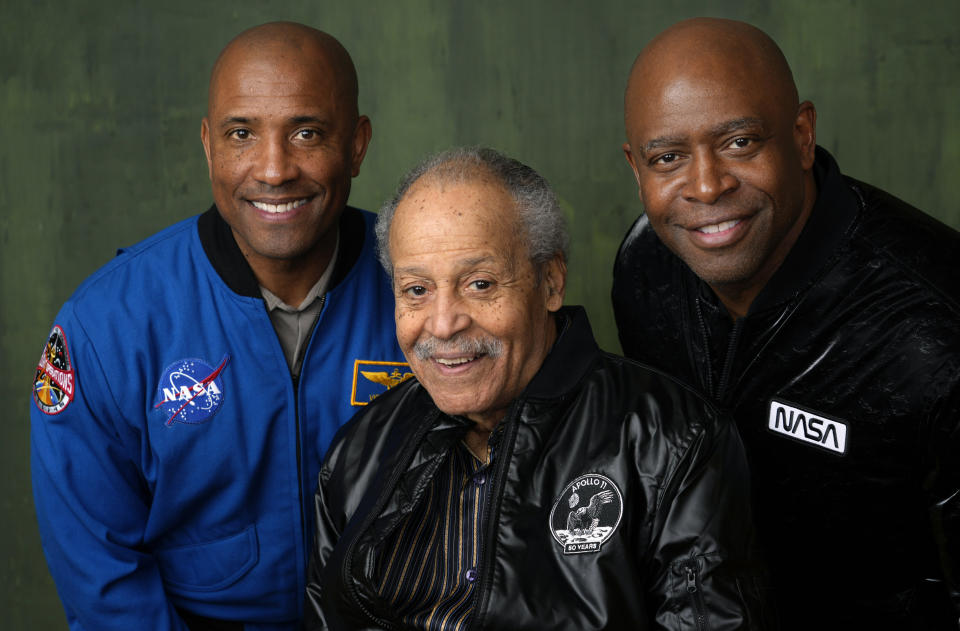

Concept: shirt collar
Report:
left=260, top=229, right=340, bottom=312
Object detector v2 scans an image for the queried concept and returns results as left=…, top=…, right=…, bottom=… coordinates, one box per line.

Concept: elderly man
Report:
left=305, top=147, right=770, bottom=630
left=613, top=18, right=960, bottom=629
left=30, top=23, right=405, bottom=630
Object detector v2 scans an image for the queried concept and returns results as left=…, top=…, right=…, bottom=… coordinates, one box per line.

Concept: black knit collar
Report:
left=197, top=204, right=367, bottom=298
left=522, top=305, right=601, bottom=401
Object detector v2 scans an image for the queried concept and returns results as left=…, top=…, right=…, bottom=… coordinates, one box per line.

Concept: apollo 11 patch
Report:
left=33, top=326, right=76, bottom=415
left=549, top=473, right=623, bottom=555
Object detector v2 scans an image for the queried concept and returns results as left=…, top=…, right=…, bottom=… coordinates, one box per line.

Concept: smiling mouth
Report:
left=250, top=198, right=309, bottom=214
left=695, top=219, right=741, bottom=234
left=435, top=355, right=482, bottom=366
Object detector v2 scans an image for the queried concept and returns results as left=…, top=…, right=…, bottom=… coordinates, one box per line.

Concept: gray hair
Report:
left=375, top=147, right=569, bottom=277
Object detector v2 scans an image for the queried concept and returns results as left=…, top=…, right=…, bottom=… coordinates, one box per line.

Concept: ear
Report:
left=622, top=142, right=643, bottom=195
left=350, top=115, right=373, bottom=177
left=200, top=117, right=213, bottom=181
left=542, top=254, right=567, bottom=312
left=794, top=101, right=817, bottom=171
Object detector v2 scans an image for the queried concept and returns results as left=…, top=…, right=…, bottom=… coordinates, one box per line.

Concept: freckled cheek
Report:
left=394, top=310, right=424, bottom=346
left=212, top=159, right=246, bottom=184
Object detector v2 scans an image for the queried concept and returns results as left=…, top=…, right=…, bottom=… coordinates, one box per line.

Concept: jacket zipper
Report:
left=683, top=559, right=709, bottom=631
left=294, top=294, right=327, bottom=576
left=693, top=296, right=715, bottom=398
left=467, top=401, right=522, bottom=631
left=342, top=408, right=445, bottom=631
left=716, top=317, right=743, bottom=400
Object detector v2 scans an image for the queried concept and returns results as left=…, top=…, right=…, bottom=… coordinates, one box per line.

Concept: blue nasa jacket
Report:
left=30, top=206, right=407, bottom=631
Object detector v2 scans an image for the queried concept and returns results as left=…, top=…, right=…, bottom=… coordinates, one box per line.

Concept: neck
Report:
left=239, top=228, right=338, bottom=306
left=463, top=426, right=494, bottom=464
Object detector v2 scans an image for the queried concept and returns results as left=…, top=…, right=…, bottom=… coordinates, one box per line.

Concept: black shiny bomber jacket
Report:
left=612, top=148, right=960, bottom=630
left=305, top=307, right=771, bottom=630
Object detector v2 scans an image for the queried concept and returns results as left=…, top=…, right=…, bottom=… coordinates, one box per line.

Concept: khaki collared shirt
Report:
left=260, top=232, right=339, bottom=378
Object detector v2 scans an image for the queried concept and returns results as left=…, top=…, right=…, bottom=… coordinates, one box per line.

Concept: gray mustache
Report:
left=413, top=335, right=503, bottom=361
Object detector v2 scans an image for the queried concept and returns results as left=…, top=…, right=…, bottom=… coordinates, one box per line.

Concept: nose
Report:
left=424, top=287, right=471, bottom=341
left=252, top=135, right=299, bottom=186
left=683, top=151, right=738, bottom=204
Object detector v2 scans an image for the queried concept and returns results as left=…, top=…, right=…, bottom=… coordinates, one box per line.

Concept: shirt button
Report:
left=465, top=568, right=478, bottom=582
left=473, top=473, right=486, bottom=486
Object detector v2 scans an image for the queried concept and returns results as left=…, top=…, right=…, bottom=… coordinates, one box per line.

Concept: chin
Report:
left=431, top=393, right=492, bottom=420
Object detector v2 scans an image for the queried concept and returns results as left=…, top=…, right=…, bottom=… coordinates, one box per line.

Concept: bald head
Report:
left=625, top=18, right=798, bottom=141
left=208, top=21, right=359, bottom=122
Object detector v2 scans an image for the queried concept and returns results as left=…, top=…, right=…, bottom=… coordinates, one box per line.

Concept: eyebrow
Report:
left=215, top=115, right=330, bottom=128
left=394, top=255, right=498, bottom=278
left=290, top=115, right=329, bottom=126
left=641, top=117, right=765, bottom=155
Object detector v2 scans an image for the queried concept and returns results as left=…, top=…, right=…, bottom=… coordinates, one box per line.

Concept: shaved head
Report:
left=625, top=18, right=798, bottom=141
left=621, top=18, right=817, bottom=318
left=208, top=21, right=359, bottom=122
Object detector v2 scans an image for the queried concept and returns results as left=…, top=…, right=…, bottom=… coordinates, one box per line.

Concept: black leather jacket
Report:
left=612, top=148, right=960, bottom=630
left=306, top=307, right=770, bottom=630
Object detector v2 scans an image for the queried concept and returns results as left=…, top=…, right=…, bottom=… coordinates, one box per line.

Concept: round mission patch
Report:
left=549, top=473, right=623, bottom=555
left=154, top=356, right=228, bottom=427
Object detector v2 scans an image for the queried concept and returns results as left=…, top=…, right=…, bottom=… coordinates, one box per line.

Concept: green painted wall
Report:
left=2, top=1, right=957, bottom=627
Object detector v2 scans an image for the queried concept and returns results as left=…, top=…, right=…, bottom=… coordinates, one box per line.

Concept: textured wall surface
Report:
left=2, top=1, right=957, bottom=627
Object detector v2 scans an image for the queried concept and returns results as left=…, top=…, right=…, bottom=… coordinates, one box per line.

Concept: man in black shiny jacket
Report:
left=613, top=17, right=960, bottom=630
left=306, top=147, right=771, bottom=629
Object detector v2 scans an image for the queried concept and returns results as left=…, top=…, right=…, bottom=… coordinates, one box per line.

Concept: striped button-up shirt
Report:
left=373, top=426, right=503, bottom=630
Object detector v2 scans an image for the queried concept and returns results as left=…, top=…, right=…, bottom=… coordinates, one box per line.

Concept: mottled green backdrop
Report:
left=2, top=1, right=957, bottom=627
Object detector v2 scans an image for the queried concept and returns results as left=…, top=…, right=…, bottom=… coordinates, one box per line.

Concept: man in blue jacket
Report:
left=30, top=22, right=406, bottom=630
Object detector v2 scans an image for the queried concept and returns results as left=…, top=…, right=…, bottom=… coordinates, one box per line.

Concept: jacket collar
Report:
left=521, top=305, right=602, bottom=401
left=196, top=204, right=368, bottom=298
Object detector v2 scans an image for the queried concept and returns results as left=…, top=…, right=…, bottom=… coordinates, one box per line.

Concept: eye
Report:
left=469, top=279, right=493, bottom=291
left=295, top=128, right=318, bottom=141
left=729, top=137, right=751, bottom=149
left=404, top=285, right=427, bottom=297
left=653, top=152, right=678, bottom=165
left=228, top=129, right=251, bottom=140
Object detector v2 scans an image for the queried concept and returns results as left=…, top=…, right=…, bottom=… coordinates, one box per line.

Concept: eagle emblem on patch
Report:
left=350, top=359, right=413, bottom=406
left=33, top=325, right=76, bottom=415
left=549, top=474, right=623, bottom=555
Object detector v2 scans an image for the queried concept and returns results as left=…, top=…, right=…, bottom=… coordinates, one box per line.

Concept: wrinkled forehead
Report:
left=389, top=178, right=525, bottom=266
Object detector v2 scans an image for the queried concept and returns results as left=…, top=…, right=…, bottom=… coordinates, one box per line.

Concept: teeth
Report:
left=251, top=199, right=308, bottom=214
left=435, top=356, right=475, bottom=366
left=697, top=219, right=740, bottom=234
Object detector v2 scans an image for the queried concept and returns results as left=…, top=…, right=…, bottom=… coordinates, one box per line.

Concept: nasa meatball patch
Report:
left=154, top=355, right=229, bottom=427
left=33, top=326, right=76, bottom=415
left=550, top=474, right=623, bottom=555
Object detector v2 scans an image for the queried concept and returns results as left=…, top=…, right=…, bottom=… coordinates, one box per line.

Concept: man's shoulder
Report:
left=322, top=377, right=431, bottom=475
left=70, top=214, right=202, bottom=300
left=614, top=214, right=675, bottom=271
left=55, top=212, right=218, bottom=337
left=846, top=178, right=960, bottom=306
left=588, top=351, right=723, bottom=443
